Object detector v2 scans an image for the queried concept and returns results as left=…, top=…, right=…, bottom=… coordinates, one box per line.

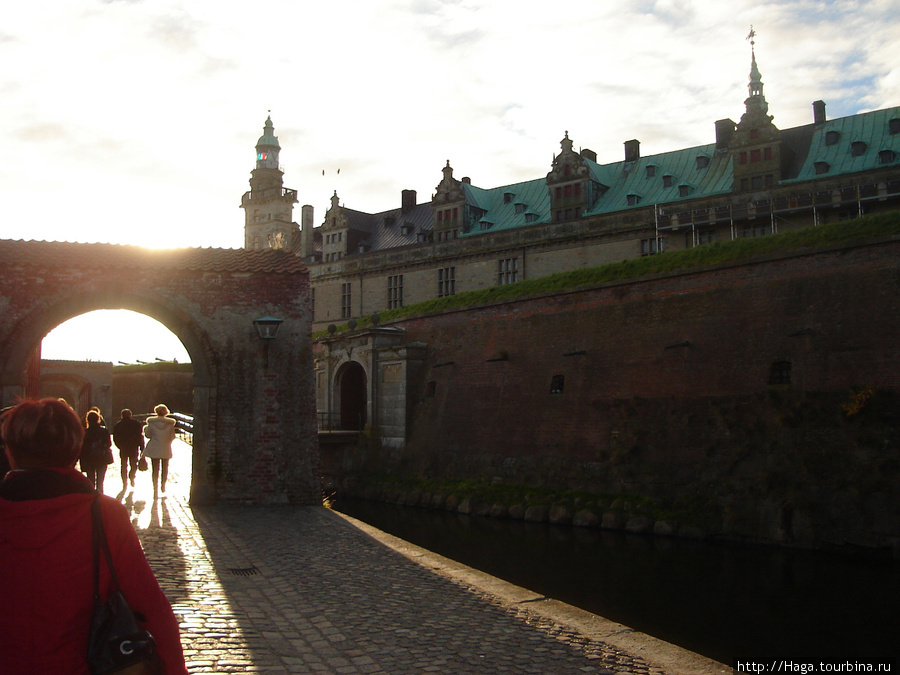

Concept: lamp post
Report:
left=253, top=316, right=283, bottom=368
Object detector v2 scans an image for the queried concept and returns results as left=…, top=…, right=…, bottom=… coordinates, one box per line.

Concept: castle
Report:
left=241, top=46, right=900, bottom=334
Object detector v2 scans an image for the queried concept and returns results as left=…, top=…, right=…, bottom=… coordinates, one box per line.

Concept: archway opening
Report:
left=339, top=362, right=367, bottom=431
left=39, top=309, right=195, bottom=513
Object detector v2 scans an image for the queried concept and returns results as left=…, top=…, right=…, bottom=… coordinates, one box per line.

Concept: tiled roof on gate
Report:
left=0, top=240, right=308, bottom=274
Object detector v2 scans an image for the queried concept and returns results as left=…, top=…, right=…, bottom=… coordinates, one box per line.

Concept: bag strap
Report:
left=91, top=495, right=121, bottom=601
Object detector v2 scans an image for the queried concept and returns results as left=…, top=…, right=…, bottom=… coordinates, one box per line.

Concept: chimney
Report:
left=462, top=176, right=471, bottom=184
left=300, top=205, right=314, bottom=258
left=581, top=148, right=597, bottom=162
left=813, top=100, right=827, bottom=125
left=624, top=139, right=640, bottom=162
left=401, top=189, right=416, bottom=212
left=715, top=119, right=735, bottom=150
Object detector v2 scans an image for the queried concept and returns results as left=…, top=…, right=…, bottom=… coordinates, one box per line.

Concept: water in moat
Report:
left=333, top=497, right=900, bottom=665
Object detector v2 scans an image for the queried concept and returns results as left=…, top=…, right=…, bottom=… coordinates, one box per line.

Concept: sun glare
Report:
left=41, top=310, right=191, bottom=365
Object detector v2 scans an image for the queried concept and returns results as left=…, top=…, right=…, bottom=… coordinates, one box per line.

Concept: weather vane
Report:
left=747, top=25, right=756, bottom=47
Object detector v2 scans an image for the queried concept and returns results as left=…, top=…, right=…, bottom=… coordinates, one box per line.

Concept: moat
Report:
left=334, top=497, right=900, bottom=665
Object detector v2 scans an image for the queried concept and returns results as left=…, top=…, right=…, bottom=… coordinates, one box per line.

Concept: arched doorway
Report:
left=338, top=362, right=367, bottom=431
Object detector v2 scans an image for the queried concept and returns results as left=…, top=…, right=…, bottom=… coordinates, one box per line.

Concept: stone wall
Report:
left=326, top=236, right=900, bottom=550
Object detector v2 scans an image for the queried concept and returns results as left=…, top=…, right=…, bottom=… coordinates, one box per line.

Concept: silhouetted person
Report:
left=0, top=398, right=186, bottom=673
left=112, top=408, right=144, bottom=488
left=80, top=410, right=112, bottom=493
left=143, top=404, right=176, bottom=498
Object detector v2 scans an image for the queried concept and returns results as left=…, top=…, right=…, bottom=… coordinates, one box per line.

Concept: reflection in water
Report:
left=335, top=498, right=900, bottom=665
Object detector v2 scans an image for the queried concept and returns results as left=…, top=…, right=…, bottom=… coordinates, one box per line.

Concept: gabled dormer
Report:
left=433, top=161, right=467, bottom=241
left=321, top=191, right=349, bottom=263
left=547, top=132, right=590, bottom=222
left=731, top=30, right=783, bottom=192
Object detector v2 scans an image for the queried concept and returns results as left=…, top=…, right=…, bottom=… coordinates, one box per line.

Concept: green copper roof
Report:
left=782, top=106, right=900, bottom=183
left=256, top=115, right=280, bottom=149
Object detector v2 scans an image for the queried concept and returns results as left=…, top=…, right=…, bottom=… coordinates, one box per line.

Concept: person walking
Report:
left=112, top=408, right=144, bottom=488
left=143, top=404, right=176, bottom=497
left=0, top=397, right=187, bottom=673
left=80, top=410, right=112, bottom=494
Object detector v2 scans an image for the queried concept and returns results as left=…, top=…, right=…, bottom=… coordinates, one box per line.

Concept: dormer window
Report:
left=646, top=165, right=657, bottom=178
left=626, top=194, right=641, bottom=206
left=515, top=203, right=526, bottom=214
left=850, top=141, right=867, bottom=157
left=401, top=223, right=413, bottom=235
left=662, top=175, right=674, bottom=188
left=889, top=118, right=900, bottom=135
left=879, top=150, right=896, bottom=164
left=678, top=185, right=692, bottom=198
left=480, top=221, right=493, bottom=231
left=825, top=130, right=841, bottom=146
left=525, top=213, right=538, bottom=224
left=504, top=192, right=515, bottom=204
left=696, top=155, right=710, bottom=169
left=814, top=161, right=830, bottom=175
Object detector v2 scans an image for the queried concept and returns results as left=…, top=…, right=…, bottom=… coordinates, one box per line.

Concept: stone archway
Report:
left=337, top=361, right=367, bottom=431
left=0, top=240, right=320, bottom=505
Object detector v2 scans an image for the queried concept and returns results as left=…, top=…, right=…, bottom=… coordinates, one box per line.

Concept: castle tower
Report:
left=241, top=115, right=299, bottom=250
left=731, top=28, right=782, bottom=193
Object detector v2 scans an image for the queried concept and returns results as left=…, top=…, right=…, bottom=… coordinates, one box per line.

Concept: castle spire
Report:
left=744, top=26, right=768, bottom=116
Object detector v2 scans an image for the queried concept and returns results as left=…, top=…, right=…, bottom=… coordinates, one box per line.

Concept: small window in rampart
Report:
left=769, top=361, right=792, bottom=385
left=550, top=375, right=565, bottom=394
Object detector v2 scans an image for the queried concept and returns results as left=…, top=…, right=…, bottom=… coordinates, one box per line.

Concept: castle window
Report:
left=387, top=275, right=403, bottom=309
left=764, top=147, right=772, bottom=160
left=515, top=203, right=526, bottom=214
left=825, top=130, right=841, bottom=146
left=310, top=288, right=315, bottom=316
left=555, top=187, right=562, bottom=198
left=879, top=149, right=896, bottom=164
left=850, top=141, right=867, bottom=157
left=640, top=237, right=664, bottom=256
left=549, top=375, right=565, bottom=394
left=889, top=118, right=900, bottom=135
left=663, top=175, right=674, bottom=188
left=769, top=361, right=792, bottom=385
left=341, top=283, right=352, bottom=319
left=525, top=213, right=538, bottom=224
left=739, top=151, right=748, bottom=165
left=696, top=156, right=710, bottom=170
left=438, top=267, right=456, bottom=297
left=574, top=183, right=581, bottom=195
left=752, top=176, right=763, bottom=189
left=626, top=194, right=641, bottom=206
left=479, top=221, right=492, bottom=231
left=750, top=149, right=761, bottom=162
left=814, top=161, right=830, bottom=175
left=679, top=185, right=692, bottom=197
left=504, top=193, right=514, bottom=203
left=646, top=165, right=657, bottom=178
left=498, top=258, right=518, bottom=285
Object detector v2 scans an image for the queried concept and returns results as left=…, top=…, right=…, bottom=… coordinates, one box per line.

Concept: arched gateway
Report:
left=0, top=240, right=319, bottom=505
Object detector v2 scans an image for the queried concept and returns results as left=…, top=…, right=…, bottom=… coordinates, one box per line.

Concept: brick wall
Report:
left=343, top=236, right=900, bottom=547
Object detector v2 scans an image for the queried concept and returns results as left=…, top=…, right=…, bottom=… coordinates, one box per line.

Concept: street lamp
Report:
left=253, top=317, right=283, bottom=368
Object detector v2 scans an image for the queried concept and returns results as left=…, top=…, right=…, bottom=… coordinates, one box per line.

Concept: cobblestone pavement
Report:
left=107, top=442, right=721, bottom=674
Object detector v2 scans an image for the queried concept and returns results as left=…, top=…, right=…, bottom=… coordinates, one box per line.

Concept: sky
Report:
left=4, top=0, right=899, bottom=364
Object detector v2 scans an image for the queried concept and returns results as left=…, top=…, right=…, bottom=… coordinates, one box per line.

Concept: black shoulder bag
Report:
left=87, top=496, right=162, bottom=675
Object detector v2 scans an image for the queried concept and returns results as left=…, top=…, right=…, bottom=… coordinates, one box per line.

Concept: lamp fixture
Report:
left=253, top=316, right=284, bottom=340
left=253, top=317, right=284, bottom=368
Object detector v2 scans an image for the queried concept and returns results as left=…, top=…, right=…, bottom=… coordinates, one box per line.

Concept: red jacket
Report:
left=0, top=468, right=187, bottom=674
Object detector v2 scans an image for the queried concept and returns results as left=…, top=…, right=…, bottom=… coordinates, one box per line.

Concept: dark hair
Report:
left=1, top=398, right=84, bottom=469
left=121, top=409, right=132, bottom=418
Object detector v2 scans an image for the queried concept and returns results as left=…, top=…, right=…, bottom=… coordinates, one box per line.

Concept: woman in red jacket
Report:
left=0, top=398, right=187, bottom=674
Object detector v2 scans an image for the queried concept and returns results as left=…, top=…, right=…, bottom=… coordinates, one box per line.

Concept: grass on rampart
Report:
left=315, top=210, right=900, bottom=339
